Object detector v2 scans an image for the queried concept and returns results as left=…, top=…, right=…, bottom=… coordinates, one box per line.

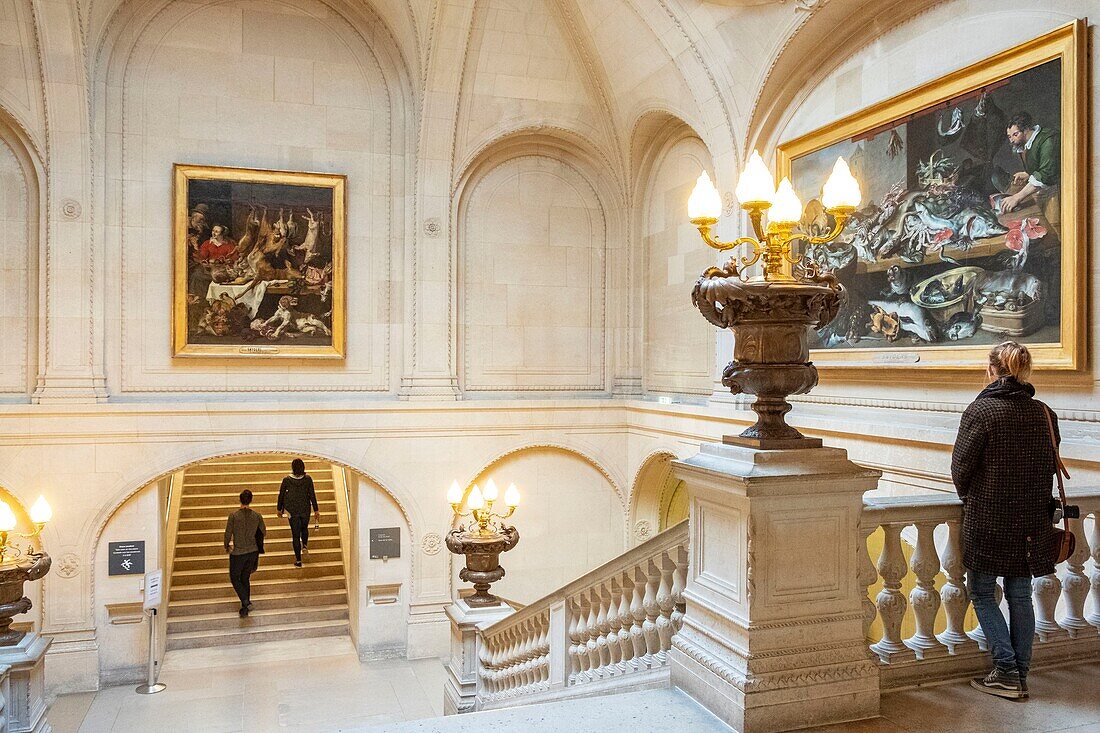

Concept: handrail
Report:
left=862, top=487, right=1100, bottom=526
left=482, top=520, right=688, bottom=636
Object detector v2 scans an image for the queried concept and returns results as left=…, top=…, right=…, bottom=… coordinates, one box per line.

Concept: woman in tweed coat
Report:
left=951, top=341, right=1058, bottom=700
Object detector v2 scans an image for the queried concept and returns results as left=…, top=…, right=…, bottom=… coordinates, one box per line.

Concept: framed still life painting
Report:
left=777, top=21, right=1085, bottom=370
left=172, top=164, right=346, bottom=358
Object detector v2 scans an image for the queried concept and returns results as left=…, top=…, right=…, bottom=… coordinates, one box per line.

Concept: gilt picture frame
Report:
left=172, top=164, right=346, bottom=359
left=777, top=21, right=1086, bottom=371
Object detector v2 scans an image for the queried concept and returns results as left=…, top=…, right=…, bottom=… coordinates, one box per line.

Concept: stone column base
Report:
left=443, top=599, right=513, bottom=715
left=0, top=633, right=52, bottom=733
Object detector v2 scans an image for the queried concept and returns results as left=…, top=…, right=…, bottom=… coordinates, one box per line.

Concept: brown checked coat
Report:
left=951, top=377, right=1059, bottom=578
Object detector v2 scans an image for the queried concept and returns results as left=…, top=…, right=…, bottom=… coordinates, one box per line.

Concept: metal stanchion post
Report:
left=136, top=598, right=166, bottom=693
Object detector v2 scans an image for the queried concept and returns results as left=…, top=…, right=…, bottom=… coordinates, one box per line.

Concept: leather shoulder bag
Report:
left=1042, top=405, right=1076, bottom=564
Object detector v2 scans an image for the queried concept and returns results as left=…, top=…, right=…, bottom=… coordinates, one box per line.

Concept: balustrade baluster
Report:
left=571, top=594, right=590, bottom=683
left=1060, top=517, right=1093, bottom=637
left=858, top=525, right=878, bottom=642
left=630, top=565, right=648, bottom=667
left=1033, top=573, right=1065, bottom=642
left=607, top=578, right=626, bottom=674
left=1089, top=514, right=1100, bottom=632
left=585, top=588, right=602, bottom=678
left=870, top=524, right=915, bottom=663
left=670, top=544, right=687, bottom=634
left=595, top=585, right=612, bottom=675
left=937, top=520, right=976, bottom=653
left=641, top=557, right=661, bottom=666
left=905, top=522, right=947, bottom=658
left=617, top=571, right=636, bottom=671
left=655, top=550, right=676, bottom=663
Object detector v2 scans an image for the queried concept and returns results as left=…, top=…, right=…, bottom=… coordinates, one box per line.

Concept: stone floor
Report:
left=49, top=637, right=1100, bottom=733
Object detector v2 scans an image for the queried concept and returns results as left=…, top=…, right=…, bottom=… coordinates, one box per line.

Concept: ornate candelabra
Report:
left=445, top=480, right=520, bottom=608
left=0, top=497, right=52, bottom=645
left=688, top=152, right=861, bottom=448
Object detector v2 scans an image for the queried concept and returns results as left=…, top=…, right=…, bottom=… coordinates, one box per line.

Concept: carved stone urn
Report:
left=692, top=258, right=843, bottom=449
left=446, top=526, right=519, bottom=608
left=0, top=553, right=51, bottom=645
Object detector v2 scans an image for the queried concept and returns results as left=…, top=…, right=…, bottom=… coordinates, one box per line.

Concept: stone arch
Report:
left=630, top=110, right=716, bottom=397
left=629, top=448, right=689, bottom=543
left=0, top=103, right=43, bottom=399
left=90, top=0, right=414, bottom=394
left=453, top=129, right=625, bottom=393
left=79, top=441, right=425, bottom=629
left=744, top=0, right=948, bottom=155
left=455, top=442, right=628, bottom=604
left=462, top=439, right=627, bottom=517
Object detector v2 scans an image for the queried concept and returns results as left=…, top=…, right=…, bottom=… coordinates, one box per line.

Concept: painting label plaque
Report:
left=777, top=22, right=1085, bottom=370
left=369, top=527, right=401, bottom=560
left=173, top=164, right=347, bottom=359
left=108, top=541, right=146, bottom=576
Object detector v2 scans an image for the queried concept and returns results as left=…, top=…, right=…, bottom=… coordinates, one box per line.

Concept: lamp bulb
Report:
left=735, top=151, right=776, bottom=207
left=446, top=480, right=463, bottom=505
left=821, top=156, right=862, bottom=210
left=504, top=483, right=520, bottom=508
left=0, top=501, right=16, bottom=532
left=769, top=178, right=804, bottom=224
left=483, top=478, right=499, bottom=502
left=30, top=496, right=51, bottom=524
left=688, top=170, right=722, bottom=220
left=467, top=484, right=485, bottom=510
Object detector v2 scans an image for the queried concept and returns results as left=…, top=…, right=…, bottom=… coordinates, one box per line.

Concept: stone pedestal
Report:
left=443, top=599, right=513, bottom=715
left=0, top=633, right=52, bottom=733
left=669, top=442, right=881, bottom=733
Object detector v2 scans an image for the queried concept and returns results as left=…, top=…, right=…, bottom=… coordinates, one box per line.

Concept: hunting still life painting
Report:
left=777, top=23, right=1084, bottom=370
left=173, top=164, right=346, bottom=358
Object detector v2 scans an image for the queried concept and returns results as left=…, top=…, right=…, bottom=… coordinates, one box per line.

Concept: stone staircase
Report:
left=166, top=455, right=350, bottom=650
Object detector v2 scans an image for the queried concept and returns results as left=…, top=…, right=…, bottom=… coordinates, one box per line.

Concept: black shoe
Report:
left=1019, top=678, right=1029, bottom=699
left=294, top=560, right=302, bottom=568
left=970, top=669, right=1023, bottom=699
left=239, top=607, right=249, bottom=617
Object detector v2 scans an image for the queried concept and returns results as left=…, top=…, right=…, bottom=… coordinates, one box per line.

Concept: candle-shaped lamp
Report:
left=769, top=178, right=804, bottom=225
left=29, top=497, right=51, bottom=526
left=504, top=483, right=520, bottom=508
left=821, top=157, right=861, bottom=211
left=688, top=170, right=722, bottom=222
left=735, top=151, right=776, bottom=207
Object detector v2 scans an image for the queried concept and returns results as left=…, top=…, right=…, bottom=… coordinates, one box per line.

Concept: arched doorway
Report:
left=165, top=453, right=349, bottom=649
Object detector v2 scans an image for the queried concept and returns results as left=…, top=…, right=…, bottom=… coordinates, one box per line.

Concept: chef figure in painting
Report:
left=1000, top=112, right=1059, bottom=213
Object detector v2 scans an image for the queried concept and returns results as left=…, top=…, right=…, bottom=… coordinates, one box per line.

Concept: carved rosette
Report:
left=446, top=526, right=520, bottom=608
left=0, top=553, right=51, bottom=645
left=692, top=261, right=843, bottom=447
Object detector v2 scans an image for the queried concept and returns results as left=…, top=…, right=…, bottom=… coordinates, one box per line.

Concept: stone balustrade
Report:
left=861, top=489, right=1100, bottom=688
left=474, top=521, right=688, bottom=710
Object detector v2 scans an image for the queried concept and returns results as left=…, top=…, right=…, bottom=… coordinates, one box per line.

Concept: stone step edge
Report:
left=166, top=603, right=349, bottom=625
left=165, top=618, right=349, bottom=640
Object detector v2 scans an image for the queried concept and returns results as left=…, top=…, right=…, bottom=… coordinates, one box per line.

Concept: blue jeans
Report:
left=967, top=569, right=1034, bottom=678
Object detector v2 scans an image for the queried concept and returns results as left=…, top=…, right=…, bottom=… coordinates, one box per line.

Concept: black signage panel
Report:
left=108, top=541, right=146, bottom=576
left=369, top=527, right=401, bottom=559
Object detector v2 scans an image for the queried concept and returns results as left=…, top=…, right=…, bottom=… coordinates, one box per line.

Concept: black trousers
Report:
left=289, top=514, right=311, bottom=561
left=228, top=551, right=259, bottom=608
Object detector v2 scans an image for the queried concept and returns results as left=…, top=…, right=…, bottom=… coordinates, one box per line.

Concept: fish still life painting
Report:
left=778, top=23, right=1084, bottom=370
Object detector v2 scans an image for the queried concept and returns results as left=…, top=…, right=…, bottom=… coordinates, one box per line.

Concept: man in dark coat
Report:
left=277, top=457, right=319, bottom=567
left=952, top=368, right=1059, bottom=700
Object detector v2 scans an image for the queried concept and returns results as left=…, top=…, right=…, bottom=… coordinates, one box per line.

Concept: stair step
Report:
left=169, top=575, right=346, bottom=602
left=179, top=489, right=336, bottom=503
left=181, top=478, right=335, bottom=492
left=174, top=548, right=342, bottom=571
left=167, top=604, right=349, bottom=633
left=174, top=536, right=341, bottom=558
left=178, top=504, right=337, bottom=520
left=168, top=588, right=348, bottom=616
left=177, top=519, right=340, bottom=533
left=172, top=560, right=343, bottom=586
left=165, top=619, right=349, bottom=651
left=185, top=462, right=330, bottom=477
